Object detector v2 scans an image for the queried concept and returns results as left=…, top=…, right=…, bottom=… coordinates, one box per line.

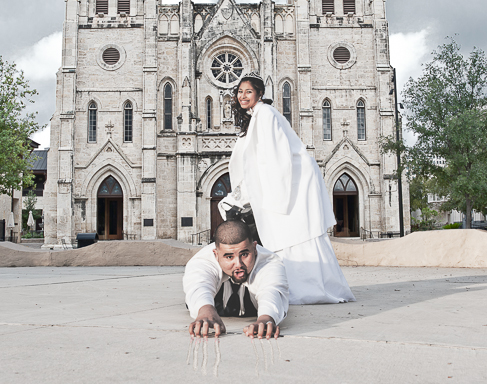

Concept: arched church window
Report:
left=334, top=173, right=357, bottom=194
left=164, top=83, right=173, bottom=130
left=283, top=82, right=291, bottom=125
left=211, top=173, right=232, bottom=198
left=343, top=0, right=355, bottom=14
left=88, top=102, right=97, bottom=143
left=206, top=97, right=212, bottom=130
left=322, top=0, right=334, bottom=14
left=98, top=176, right=123, bottom=196
left=124, top=101, right=133, bottom=142
left=96, top=0, right=108, bottom=14
left=357, top=99, right=366, bottom=140
left=118, top=0, right=130, bottom=14
left=211, top=53, right=244, bottom=84
left=323, top=100, right=332, bottom=140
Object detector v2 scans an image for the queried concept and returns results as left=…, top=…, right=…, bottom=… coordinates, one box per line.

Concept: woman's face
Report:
left=237, top=81, right=261, bottom=110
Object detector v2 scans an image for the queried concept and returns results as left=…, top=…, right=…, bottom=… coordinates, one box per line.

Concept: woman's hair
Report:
left=231, top=74, right=272, bottom=136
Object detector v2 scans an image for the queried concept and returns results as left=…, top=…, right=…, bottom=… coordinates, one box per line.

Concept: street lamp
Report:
left=391, top=67, right=405, bottom=237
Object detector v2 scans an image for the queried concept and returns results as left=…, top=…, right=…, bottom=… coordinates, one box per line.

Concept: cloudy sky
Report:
left=1, top=0, right=485, bottom=148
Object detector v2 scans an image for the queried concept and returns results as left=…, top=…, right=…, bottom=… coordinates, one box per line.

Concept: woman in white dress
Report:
left=219, top=72, right=355, bottom=305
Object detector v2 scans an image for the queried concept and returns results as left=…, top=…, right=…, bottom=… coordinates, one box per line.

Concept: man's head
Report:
left=213, top=220, right=257, bottom=284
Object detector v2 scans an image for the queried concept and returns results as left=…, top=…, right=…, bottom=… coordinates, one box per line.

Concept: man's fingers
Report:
left=189, top=322, right=196, bottom=337
left=257, top=321, right=265, bottom=339
left=193, top=320, right=202, bottom=337
left=214, top=322, right=221, bottom=338
left=201, top=320, right=210, bottom=338
left=266, top=322, right=274, bottom=340
left=247, top=324, right=255, bottom=338
left=274, top=325, right=280, bottom=339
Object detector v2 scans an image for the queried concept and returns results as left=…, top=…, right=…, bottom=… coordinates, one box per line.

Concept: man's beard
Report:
left=232, top=268, right=249, bottom=284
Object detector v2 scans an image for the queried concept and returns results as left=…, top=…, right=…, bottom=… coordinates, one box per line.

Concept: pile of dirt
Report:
left=1, top=229, right=485, bottom=268
left=0, top=240, right=200, bottom=268
left=333, top=229, right=487, bottom=268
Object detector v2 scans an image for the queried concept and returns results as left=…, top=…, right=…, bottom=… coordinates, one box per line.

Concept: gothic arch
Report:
left=81, top=162, right=137, bottom=198
left=197, top=158, right=230, bottom=196
left=84, top=96, right=103, bottom=111
left=118, top=96, right=138, bottom=111
left=158, top=15, right=169, bottom=35
left=327, top=161, right=370, bottom=197
left=80, top=163, right=138, bottom=234
left=327, top=161, right=370, bottom=236
left=196, top=158, right=231, bottom=236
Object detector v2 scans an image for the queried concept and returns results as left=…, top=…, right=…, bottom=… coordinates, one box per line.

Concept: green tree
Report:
left=393, top=39, right=487, bottom=228
left=0, top=56, right=44, bottom=195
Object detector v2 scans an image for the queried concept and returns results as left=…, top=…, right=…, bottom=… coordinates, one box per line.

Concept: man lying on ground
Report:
left=183, top=220, right=289, bottom=339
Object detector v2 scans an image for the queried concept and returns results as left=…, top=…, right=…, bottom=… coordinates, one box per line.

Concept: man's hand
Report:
left=189, top=305, right=226, bottom=338
left=243, top=315, right=280, bottom=339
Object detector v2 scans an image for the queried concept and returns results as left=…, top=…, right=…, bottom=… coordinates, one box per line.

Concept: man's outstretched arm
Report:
left=189, top=304, right=226, bottom=338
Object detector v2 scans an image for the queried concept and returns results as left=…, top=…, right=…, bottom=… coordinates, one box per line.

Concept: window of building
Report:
left=343, top=0, right=356, bottom=14
left=283, top=82, right=291, bottom=125
left=333, top=47, right=351, bottom=64
left=323, top=100, right=332, bottom=140
left=164, top=83, right=173, bottom=130
left=357, top=100, right=366, bottom=141
left=322, top=0, right=334, bottom=14
left=206, top=97, right=212, bottom=130
left=124, top=101, right=133, bottom=142
left=96, top=0, right=108, bottom=14
left=88, top=102, right=97, bottom=142
left=118, top=0, right=130, bottom=14
left=211, top=53, right=244, bottom=84
left=102, top=48, right=120, bottom=66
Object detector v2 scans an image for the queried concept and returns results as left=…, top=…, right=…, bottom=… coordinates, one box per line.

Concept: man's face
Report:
left=213, top=239, right=257, bottom=284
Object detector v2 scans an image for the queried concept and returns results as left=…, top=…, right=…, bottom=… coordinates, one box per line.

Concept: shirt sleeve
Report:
left=252, top=251, right=289, bottom=325
left=255, top=107, right=294, bottom=215
left=183, top=248, right=221, bottom=319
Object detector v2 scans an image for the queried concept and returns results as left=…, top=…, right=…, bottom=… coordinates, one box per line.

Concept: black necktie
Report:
left=224, top=280, right=241, bottom=317
left=214, top=280, right=257, bottom=318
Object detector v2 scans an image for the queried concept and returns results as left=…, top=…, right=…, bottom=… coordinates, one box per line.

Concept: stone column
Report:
left=45, top=0, right=80, bottom=248
left=295, top=0, right=314, bottom=151
left=261, top=0, right=275, bottom=90
left=141, top=0, right=158, bottom=239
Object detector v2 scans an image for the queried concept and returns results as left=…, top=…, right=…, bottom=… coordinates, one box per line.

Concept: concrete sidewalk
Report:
left=1, top=266, right=486, bottom=383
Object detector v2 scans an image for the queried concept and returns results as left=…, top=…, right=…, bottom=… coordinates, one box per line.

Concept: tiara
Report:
left=241, top=71, right=263, bottom=82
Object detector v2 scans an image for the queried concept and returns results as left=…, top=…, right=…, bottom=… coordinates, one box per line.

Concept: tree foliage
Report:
left=390, top=38, right=487, bottom=228
left=0, top=56, right=44, bottom=196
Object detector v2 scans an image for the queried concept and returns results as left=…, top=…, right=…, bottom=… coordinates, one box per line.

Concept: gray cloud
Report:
left=387, top=0, right=486, bottom=54
left=2, top=0, right=486, bottom=149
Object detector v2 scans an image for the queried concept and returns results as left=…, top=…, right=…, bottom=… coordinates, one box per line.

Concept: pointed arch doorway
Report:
left=97, top=176, right=123, bottom=240
left=210, top=173, right=232, bottom=240
left=333, top=173, right=359, bottom=237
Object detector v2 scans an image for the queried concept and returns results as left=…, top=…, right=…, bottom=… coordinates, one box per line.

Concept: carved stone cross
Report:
left=105, top=121, right=114, bottom=137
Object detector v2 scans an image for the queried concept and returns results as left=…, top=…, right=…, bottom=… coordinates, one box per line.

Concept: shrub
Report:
left=443, top=222, right=462, bottom=230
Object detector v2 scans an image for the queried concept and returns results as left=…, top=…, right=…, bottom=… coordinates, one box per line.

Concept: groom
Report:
left=183, top=220, right=289, bottom=339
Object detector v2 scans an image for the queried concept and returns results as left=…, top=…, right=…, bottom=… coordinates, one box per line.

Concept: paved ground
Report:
left=1, top=266, right=486, bottom=383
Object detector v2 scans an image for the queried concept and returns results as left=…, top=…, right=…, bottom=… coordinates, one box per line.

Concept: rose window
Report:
left=211, top=53, right=244, bottom=84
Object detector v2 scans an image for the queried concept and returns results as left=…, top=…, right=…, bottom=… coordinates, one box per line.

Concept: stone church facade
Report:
left=43, top=0, right=410, bottom=247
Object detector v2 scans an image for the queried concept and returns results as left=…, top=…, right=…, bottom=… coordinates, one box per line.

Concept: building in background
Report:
left=43, top=0, right=410, bottom=247
left=0, top=141, right=39, bottom=242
